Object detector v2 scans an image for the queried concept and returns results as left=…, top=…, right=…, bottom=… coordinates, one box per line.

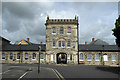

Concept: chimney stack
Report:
left=40, top=41, right=42, bottom=44
left=92, top=38, right=95, bottom=42
left=85, top=41, right=87, bottom=45
left=27, top=38, right=29, bottom=42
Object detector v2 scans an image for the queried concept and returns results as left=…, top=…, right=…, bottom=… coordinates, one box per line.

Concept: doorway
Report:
left=56, top=53, right=67, bottom=64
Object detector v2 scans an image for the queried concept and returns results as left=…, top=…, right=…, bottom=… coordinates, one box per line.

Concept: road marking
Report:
left=52, top=68, right=60, bottom=80
left=0, top=70, right=10, bottom=74
left=18, top=71, right=28, bottom=80
left=53, top=69, right=64, bottom=80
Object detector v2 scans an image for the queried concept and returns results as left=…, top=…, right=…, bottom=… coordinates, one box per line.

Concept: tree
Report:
left=112, top=15, right=120, bottom=47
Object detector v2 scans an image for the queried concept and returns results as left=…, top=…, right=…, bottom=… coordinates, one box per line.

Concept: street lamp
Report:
left=38, top=46, right=41, bottom=73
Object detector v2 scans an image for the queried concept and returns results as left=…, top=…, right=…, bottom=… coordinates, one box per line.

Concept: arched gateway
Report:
left=56, top=53, right=67, bottom=64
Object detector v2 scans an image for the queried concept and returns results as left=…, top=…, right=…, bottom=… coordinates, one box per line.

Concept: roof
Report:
left=1, top=44, right=119, bottom=52
left=79, top=45, right=120, bottom=51
left=89, top=39, right=109, bottom=45
left=1, top=44, right=46, bottom=51
left=15, top=40, right=34, bottom=45
left=0, top=36, right=10, bottom=42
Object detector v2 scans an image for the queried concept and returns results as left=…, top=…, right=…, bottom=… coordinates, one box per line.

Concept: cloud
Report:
left=2, top=2, right=118, bottom=45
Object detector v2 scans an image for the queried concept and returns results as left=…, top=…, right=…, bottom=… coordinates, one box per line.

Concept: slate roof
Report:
left=0, top=36, right=10, bottom=42
left=79, top=45, right=120, bottom=51
left=89, top=39, right=109, bottom=45
left=1, top=44, right=46, bottom=51
left=0, top=44, right=119, bottom=52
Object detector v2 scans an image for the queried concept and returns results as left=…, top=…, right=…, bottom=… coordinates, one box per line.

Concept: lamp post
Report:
left=19, top=42, right=21, bottom=64
left=38, top=46, right=41, bottom=73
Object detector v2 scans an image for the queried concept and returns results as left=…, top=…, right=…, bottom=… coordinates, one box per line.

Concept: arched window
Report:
left=17, top=53, right=20, bottom=60
left=96, top=53, right=100, bottom=61
left=80, top=53, right=83, bottom=61
left=87, top=53, right=92, bottom=61
left=58, top=40, right=65, bottom=48
left=9, top=53, right=13, bottom=60
left=25, top=53, right=28, bottom=60
left=103, top=54, right=108, bottom=61
left=32, top=53, right=36, bottom=60
left=2, top=53, right=5, bottom=59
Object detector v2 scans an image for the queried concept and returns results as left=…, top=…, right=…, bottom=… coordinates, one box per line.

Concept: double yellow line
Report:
left=52, top=69, right=64, bottom=80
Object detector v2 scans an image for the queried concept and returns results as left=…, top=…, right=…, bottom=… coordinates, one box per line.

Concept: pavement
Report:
left=1, top=63, right=120, bottom=80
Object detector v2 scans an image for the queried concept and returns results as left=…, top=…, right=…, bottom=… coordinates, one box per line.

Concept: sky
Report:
left=1, top=2, right=119, bottom=45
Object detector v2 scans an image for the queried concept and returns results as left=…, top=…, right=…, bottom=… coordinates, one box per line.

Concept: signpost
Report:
left=38, top=46, right=41, bottom=73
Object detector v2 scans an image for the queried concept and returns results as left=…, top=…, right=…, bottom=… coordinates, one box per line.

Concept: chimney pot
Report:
left=27, top=38, right=29, bottom=42
left=40, top=42, right=42, bottom=44
left=92, top=38, right=95, bottom=42
left=85, top=41, right=87, bottom=45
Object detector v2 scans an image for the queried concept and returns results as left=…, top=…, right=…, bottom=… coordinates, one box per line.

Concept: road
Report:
left=1, top=64, right=120, bottom=80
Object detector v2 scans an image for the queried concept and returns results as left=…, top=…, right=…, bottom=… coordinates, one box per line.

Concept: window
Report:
left=70, top=54, right=72, bottom=60
left=80, top=53, right=83, bottom=61
left=112, top=54, right=116, bottom=61
left=60, top=27, right=64, bottom=34
left=67, top=27, right=71, bottom=33
left=40, top=53, right=43, bottom=59
left=62, top=41, right=65, bottom=47
left=67, top=41, right=71, bottom=47
left=17, top=53, right=20, bottom=60
left=25, top=53, right=28, bottom=60
left=52, top=27, right=56, bottom=34
left=58, top=41, right=61, bottom=47
left=9, top=53, right=13, bottom=60
left=103, top=54, right=108, bottom=61
left=96, top=53, right=100, bottom=61
left=32, top=53, right=36, bottom=59
left=51, top=54, right=53, bottom=61
left=53, top=40, right=56, bottom=47
left=2, top=53, right=5, bottom=60
left=87, top=54, right=92, bottom=61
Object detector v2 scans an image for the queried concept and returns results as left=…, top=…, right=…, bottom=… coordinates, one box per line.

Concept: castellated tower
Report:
left=45, top=16, right=79, bottom=64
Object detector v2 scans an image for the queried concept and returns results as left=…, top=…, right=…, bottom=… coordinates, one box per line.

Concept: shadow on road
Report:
left=96, top=66, right=120, bottom=74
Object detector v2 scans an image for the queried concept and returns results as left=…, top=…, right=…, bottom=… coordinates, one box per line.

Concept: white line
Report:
left=18, top=71, right=28, bottom=80
left=0, top=70, right=10, bottom=74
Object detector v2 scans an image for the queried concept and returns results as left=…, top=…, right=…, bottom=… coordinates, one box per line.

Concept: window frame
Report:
left=17, top=53, right=20, bottom=60
left=67, top=40, right=71, bottom=48
left=80, top=53, right=84, bottom=61
left=62, top=41, right=65, bottom=48
left=2, top=53, right=5, bottom=60
left=67, top=27, right=71, bottom=34
left=25, top=53, right=28, bottom=60
left=9, top=53, right=13, bottom=60
left=52, top=27, right=56, bottom=34
left=60, top=27, right=64, bottom=34
left=32, top=53, right=36, bottom=60
left=96, top=53, right=100, bottom=61
left=70, top=54, right=72, bottom=61
left=112, top=54, right=116, bottom=61
left=87, top=53, right=92, bottom=61
left=40, top=53, right=44, bottom=59
left=53, top=40, right=56, bottom=48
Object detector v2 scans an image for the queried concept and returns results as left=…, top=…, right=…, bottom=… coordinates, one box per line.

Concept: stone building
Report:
left=0, top=16, right=120, bottom=66
left=45, top=16, right=79, bottom=64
